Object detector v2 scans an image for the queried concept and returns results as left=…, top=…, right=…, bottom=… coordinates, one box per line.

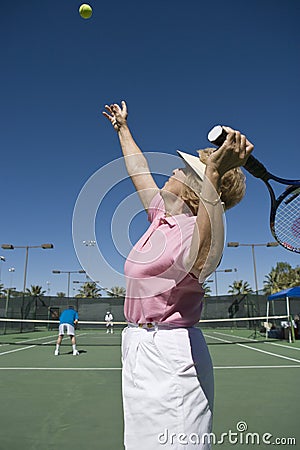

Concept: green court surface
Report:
left=0, top=328, right=299, bottom=449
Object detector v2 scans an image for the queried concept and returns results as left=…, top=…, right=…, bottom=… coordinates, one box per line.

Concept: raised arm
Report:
left=103, top=101, right=159, bottom=211
left=186, top=127, right=254, bottom=281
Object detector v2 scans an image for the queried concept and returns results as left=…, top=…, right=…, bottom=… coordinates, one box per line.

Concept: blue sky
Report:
left=0, top=0, right=299, bottom=297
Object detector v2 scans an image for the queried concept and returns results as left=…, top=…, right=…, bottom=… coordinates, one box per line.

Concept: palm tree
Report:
left=25, top=285, right=46, bottom=297
left=4, top=288, right=22, bottom=297
left=0, top=283, right=5, bottom=297
left=56, top=291, right=66, bottom=298
left=202, top=281, right=212, bottom=297
left=293, top=266, right=300, bottom=286
left=228, top=280, right=252, bottom=295
left=263, top=269, right=282, bottom=295
left=263, top=262, right=299, bottom=294
left=75, top=281, right=102, bottom=298
left=24, top=285, right=46, bottom=319
left=107, top=286, right=126, bottom=297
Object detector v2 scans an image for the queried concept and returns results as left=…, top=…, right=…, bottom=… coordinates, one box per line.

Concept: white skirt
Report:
left=122, top=325, right=214, bottom=450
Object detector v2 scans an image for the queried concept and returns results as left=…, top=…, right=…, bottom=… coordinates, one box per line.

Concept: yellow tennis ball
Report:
left=79, top=4, right=93, bottom=19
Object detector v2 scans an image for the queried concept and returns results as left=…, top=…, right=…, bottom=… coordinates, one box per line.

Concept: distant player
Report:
left=105, top=311, right=114, bottom=334
left=54, top=306, right=79, bottom=356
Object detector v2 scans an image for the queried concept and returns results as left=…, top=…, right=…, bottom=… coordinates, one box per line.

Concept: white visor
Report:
left=177, top=150, right=206, bottom=181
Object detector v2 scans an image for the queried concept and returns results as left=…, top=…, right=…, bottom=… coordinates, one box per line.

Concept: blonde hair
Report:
left=181, top=147, right=246, bottom=213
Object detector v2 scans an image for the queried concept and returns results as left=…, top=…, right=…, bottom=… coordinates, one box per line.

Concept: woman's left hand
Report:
left=103, top=101, right=128, bottom=132
left=206, top=126, right=254, bottom=177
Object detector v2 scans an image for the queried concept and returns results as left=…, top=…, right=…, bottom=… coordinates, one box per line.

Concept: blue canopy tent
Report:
left=267, top=287, right=300, bottom=341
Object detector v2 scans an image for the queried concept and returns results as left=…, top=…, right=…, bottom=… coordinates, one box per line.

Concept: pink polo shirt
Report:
left=124, top=193, right=204, bottom=327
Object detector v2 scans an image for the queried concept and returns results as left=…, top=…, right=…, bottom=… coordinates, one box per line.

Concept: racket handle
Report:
left=207, top=125, right=270, bottom=181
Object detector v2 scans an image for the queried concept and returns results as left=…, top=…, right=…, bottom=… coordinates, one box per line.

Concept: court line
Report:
left=203, top=333, right=300, bottom=364
left=0, top=367, right=122, bottom=370
left=0, top=345, right=37, bottom=356
left=212, top=331, right=259, bottom=341
left=0, top=333, right=58, bottom=349
left=266, top=341, right=300, bottom=351
left=212, top=330, right=300, bottom=351
left=18, top=333, right=58, bottom=343
left=0, top=340, right=58, bottom=356
left=214, top=365, right=300, bottom=369
left=0, top=365, right=300, bottom=371
left=0, top=333, right=88, bottom=356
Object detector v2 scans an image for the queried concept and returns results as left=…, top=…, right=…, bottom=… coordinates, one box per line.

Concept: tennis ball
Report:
left=79, top=4, right=93, bottom=19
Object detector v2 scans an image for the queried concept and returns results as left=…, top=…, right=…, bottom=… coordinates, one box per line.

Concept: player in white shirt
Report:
left=105, top=311, right=114, bottom=334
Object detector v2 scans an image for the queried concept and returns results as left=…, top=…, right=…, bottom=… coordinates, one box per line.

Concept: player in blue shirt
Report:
left=54, top=306, right=79, bottom=356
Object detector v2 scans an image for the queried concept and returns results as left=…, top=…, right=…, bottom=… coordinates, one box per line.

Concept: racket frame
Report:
left=208, top=125, right=300, bottom=253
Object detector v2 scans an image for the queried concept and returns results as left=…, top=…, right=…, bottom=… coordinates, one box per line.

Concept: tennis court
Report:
left=0, top=323, right=299, bottom=449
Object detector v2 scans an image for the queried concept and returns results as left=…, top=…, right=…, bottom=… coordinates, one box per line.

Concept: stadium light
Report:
left=266, top=242, right=279, bottom=247
left=8, top=267, right=15, bottom=288
left=1, top=243, right=54, bottom=293
left=1, top=243, right=54, bottom=330
left=41, top=244, right=54, bottom=249
left=213, top=268, right=237, bottom=296
left=227, top=241, right=279, bottom=294
left=52, top=269, right=86, bottom=297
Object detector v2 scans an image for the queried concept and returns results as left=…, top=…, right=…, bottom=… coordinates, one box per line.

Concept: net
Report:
left=0, top=317, right=126, bottom=333
left=0, top=294, right=127, bottom=322
left=0, top=314, right=292, bottom=343
left=0, top=318, right=126, bottom=348
left=197, top=315, right=293, bottom=341
left=2, top=293, right=299, bottom=324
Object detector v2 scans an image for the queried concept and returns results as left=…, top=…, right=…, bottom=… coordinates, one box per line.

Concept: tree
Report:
left=294, top=266, right=300, bottom=286
left=25, top=285, right=46, bottom=297
left=75, top=282, right=102, bottom=298
left=228, top=280, right=253, bottom=295
left=263, top=262, right=300, bottom=294
left=107, top=286, right=126, bottom=297
left=0, top=283, right=5, bottom=297
left=3, top=288, right=22, bottom=297
left=56, top=291, right=66, bottom=298
left=24, top=285, right=46, bottom=319
left=202, top=281, right=212, bottom=297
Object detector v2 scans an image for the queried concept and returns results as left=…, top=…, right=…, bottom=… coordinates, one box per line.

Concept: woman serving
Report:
left=103, top=101, right=253, bottom=449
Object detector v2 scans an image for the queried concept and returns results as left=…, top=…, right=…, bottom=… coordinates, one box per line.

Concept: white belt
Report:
left=127, top=322, right=186, bottom=330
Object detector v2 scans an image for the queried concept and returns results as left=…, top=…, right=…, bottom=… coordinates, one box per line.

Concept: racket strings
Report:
left=274, top=191, right=300, bottom=252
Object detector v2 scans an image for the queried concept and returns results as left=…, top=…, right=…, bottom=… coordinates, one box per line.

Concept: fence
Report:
left=1, top=292, right=299, bottom=333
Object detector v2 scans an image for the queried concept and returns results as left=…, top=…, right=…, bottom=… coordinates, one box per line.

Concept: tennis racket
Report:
left=208, top=125, right=300, bottom=254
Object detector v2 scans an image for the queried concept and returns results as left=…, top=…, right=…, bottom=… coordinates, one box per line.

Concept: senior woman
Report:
left=103, top=101, right=253, bottom=450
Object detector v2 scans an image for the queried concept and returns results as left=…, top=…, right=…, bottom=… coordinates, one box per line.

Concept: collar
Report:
left=160, top=215, right=177, bottom=227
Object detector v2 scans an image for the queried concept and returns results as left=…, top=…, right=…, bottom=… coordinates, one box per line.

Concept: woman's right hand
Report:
left=206, top=126, right=254, bottom=178
left=102, top=101, right=128, bottom=131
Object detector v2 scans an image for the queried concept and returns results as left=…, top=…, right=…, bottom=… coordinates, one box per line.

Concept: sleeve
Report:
left=75, top=312, right=79, bottom=321
left=147, top=192, right=165, bottom=223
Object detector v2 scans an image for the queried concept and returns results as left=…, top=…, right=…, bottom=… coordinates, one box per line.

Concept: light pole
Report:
left=1, top=244, right=54, bottom=294
left=52, top=270, right=86, bottom=297
left=73, top=279, right=100, bottom=294
left=1, top=244, right=54, bottom=328
left=82, top=240, right=96, bottom=279
left=0, top=256, right=5, bottom=283
left=8, top=267, right=15, bottom=288
left=213, top=268, right=237, bottom=296
left=227, top=241, right=279, bottom=294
